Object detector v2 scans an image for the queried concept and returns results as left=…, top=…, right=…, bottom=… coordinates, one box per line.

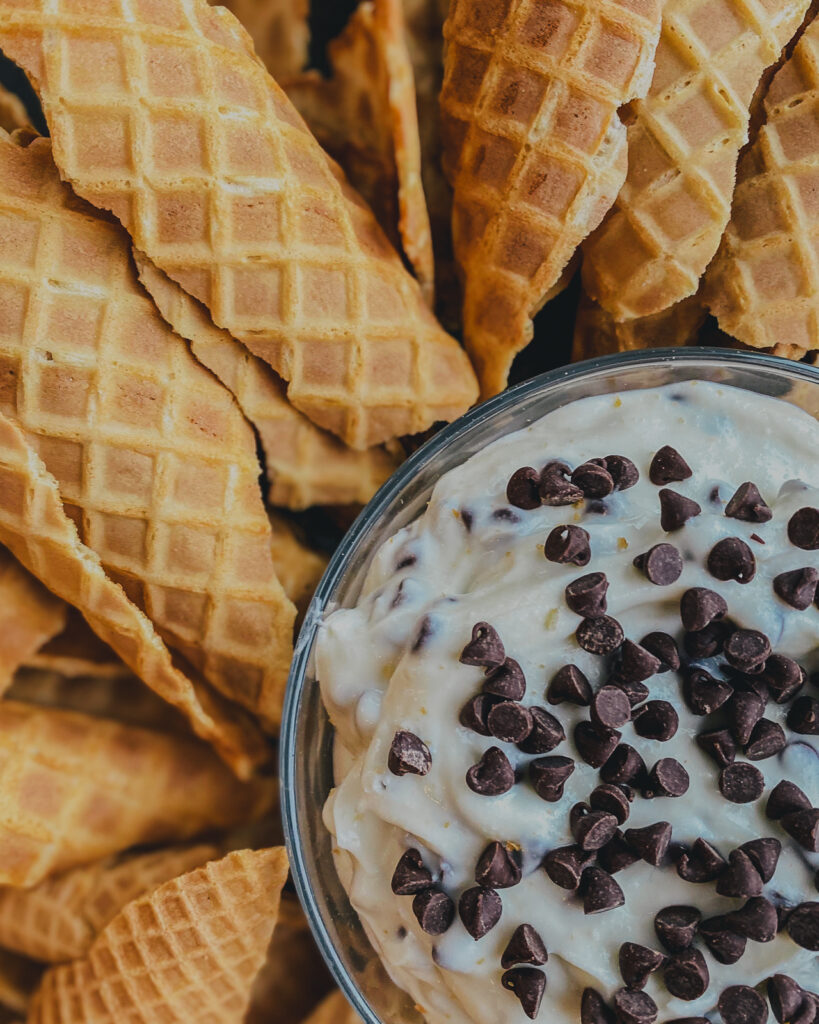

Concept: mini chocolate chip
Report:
left=774, top=567, right=819, bottom=610
left=530, top=755, right=575, bottom=802
left=660, top=489, right=702, bottom=531
left=745, top=719, right=786, bottom=760
left=582, top=866, right=625, bottom=914
left=466, top=746, right=514, bottom=795
left=613, top=988, right=658, bottom=1024
left=725, top=482, right=773, bottom=523
left=650, top=446, right=692, bottom=485
left=606, top=455, right=639, bottom=490
left=684, top=620, right=733, bottom=659
left=540, top=461, right=584, bottom=506
left=625, top=822, right=672, bottom=866
left=547, top=664, right=592, bottom=706
left=573, top=461, right=615, bottom=498
left=680, top=587, right=728, bottom=632
left=719, top=986, right=769, bottom=1024
left=766, top=779, right=812, bottom=820
left=574, top=721, right=622, bottom=768
left=610, top=674, right=650, bottom=708
left=699, top=916, right=747, bottom=964
left=761, top=655, right=805, bottom=702
left=727, top=691, right=766, bottom=745
left=502, top=967, right=546, bottom=1019
left=697, top=727, right=737, bottom=766
left=582, top=988, right=616, bottom=1024
left=392, top=849, right=433, bottom=895
left=545, top=524, right=591, bottom=566
left=412, top=889, right=454, bottom=934
left=782, top=808, right=819, bottom=852
left=768, top=976, right=805, bottom=1024
left=619, top=943, right=666, bottom=990
left=677, top=838, right=727, bottom=883
left=619, top=640, right=662, bottom=683
left=460, top=622, right=506, bottom=669
left=654, top=905, right=701, bottom=953
left=787, top=902, right=819, bottom=949
left=475, top=841, right=523, bottom=889
left=488, top=701, right=533, bottom=743
left=684, top=670, right=734, bottom=716
left=518, top=707, right=565, bottom=754
left=645, top=758, right=690, bottom=798
left=501, top=924, right=548, bottom=969
left=459, top=885, right=502, bottom=940
left=577, top=615, right=625, bottom=655
left=543, top=844, right=594, bottom=890
left=601, top=744, right=647, bottom=786
left=739, top=838, right=781, bottom=882
left=633, top=543, right=683, bottom=585
left=788, top=507, right=819, bottom=550
left=725, top=630, right=771, bottom=673
left=389, top=731, right=432, bottom=776
left=787, top=696, right=819, bottom=734
left=573, top=810, right=619, bottom=851
left=719, top=763, right=765, bottom=803
left=590, top=785, right=631, bottom=826
left=708, top=537, right=757, bottom=584
left=633, top=700, right=678, bottom=741
left=459, top=693, right=499, bottom=735
left=566, top=572, right=609, bottom=617
left=592, top=686, right=632, bottom=730
left=507, top=468, right=541, bottom=510
left=484, top=657, right=527, bottom=701
left=727, top=896, right=778, bottom=942
left=664, top=949, right=709, bottom=1001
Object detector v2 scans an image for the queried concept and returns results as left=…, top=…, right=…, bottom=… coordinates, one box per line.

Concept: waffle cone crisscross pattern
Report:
left=705, top=17, right=819, bottom=349
left=216, top=0, right=309, bottom=80
left=440, top=0, right=662, bottom=397
left=582, top=0, right=810, bottom=320
left=28, top=847, right=289, bottom=1024
left=0, top=133, right=296, bottom=727
left=572, top=291, right=706, bottom=358
left=0, top=0, right=477, bottom=450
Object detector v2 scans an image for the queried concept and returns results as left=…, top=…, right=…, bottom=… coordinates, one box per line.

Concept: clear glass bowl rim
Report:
left=280, top=347, right=819, bottom=1024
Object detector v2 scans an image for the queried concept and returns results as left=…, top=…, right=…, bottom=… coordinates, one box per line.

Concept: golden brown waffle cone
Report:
left=28, top=847, right=288, bottom=1024
left=0, top=948, right=41, bottom=1017
left=269, top=514, right=329, bottom=619
left=582, top=0, right=810, bottom=321
left=0, top=701, right=274, bottom=887
left=133, top=253, right=400, bottom=511
left=0, top=843, right=218, bottom=964
left=215, top=0, right=309, bottom=79
left=0, top=87, right=29, bottom=136
left=0, top=132, right=296, bottom=729
left=21, top=609, right=130, bottom=683
left=302, top=991, right=363, bottom=1024
left=440, top=0, right=663, bottom=397
left=572, top=291, right=707, bottom=360
left=0, top=0, right=478, bottom=451
left=0, top=548, right=66, bottom=697
left=705, top=16, right=819, bottom=351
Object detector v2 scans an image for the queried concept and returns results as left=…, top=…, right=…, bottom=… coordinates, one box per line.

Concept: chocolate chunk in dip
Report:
left=502, top=967, right=546, bottom=1019
left=547, top=664, right=592, bottom=706
left=545, top=524, right=591, bottom=566
left=788, top=507, right=819, bottom=550
left=633, top=543, right=683, bottom=585
left=388, top=731, right=432, bottom=776
left=460, top=622, right=505, bottom=669
left=466, top=747, right=515, bottom=795
left=659, top=490, right=701, bottom=532
left=725, top=482, right=773, bottom=523
left=459, top=885, right=502, bottom=940
left=708, top=537, right=757, bottom=584
left=650, top=446, right=692, bottom=485
left=501, top=923, right=548, bottom=969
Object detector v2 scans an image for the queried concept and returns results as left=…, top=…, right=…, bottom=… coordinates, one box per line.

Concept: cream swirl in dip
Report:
left=317, top=381, right=819, bottom=1024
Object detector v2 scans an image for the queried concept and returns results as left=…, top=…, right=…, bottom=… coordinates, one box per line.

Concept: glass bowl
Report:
left=280, top=348, right=819, bottom=1024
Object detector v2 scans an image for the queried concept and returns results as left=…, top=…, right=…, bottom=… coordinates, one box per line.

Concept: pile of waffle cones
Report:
left=0, top=0, right=815, bottom=1020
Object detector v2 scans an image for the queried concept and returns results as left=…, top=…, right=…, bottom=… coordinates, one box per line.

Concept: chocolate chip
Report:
left=530, top=755, right=575, bottom=802
left=459, top=693, right=499, bottom=736
left=389, top=731, right=431, bottom=776
left=487, top=701, right=533, bottom=743
left=725, top=482, right=773, bottom=523
left=719, top=763, right=764, bottom=803
left=590, top=784, right=632, bottom=824
left=412, top=889, right=454, bottom=934
left=484, top=657, right=527, bottom=701
left=577, top=616, right=625, bottom=655
left=768, top=976, right=805, bottom=1024
left=501, top=924, right=548, bottom=968
left=654, top=905, right=701, bottom=952
left=507, top=467, right=541, bottom=510
left=625, top=822, right=672, bottom=866
left=727, top=691, right=766, bottom=745
left=677, top=838, right=727, bottom=883
left=582, top=989, right=616, bottom=1024
left=573, top=461, right=615, bottom=499
left=518, top=707, right=565, bottom=754
left=574, top=721, right=622, bottom=768
left=392, top=849, right=433, bottom=895
left=502, top=967, right=546, bottom=1019
left=782, top=808, right=819, bottom=852
left=633, top=700, right=678, bottom=741
left=766, top=779, right=811, bottom=820
left=680, top=587, right=728, bottom=631
left=466, top=746, right=514, bottom=795
left=787, top=696, right=819, bottom=734
left=708, top=537, right=757, bottom=584
left=601, top=744, right=647, bottom=786
left=761, top=655, right=804, bottom=702
left=660, top=489, right=701, bottom=531
left=610, top=674, right=650, bottom=708
left=685, top=671, right=734, bottom=716
left=725, top=630, right=771, bottom=673
left=745, top=719, right=786, bottom=760
left=475, top=841, right=522, bottom=889
left=573, top=810, right=619, bottom=851
left=639, top=632, right=680, bottom=673
left=666, top=1018, right=709, bottom=1024
left=459, top=886, right=502, bottom=940
left=787, top=902, right=819, bottom=949
left=633, top=543, right=683, bottom=586
left=591, top=686, right=632, bottom=730
left=598, top=831, right=641, bottom=874
left=545, top=524, right=591, bottom=566
left=696, top=729, right=737, bottom=768
left=582, top=866, right=625, bottom=914
left=619, top=943, right=666, bottom=990
left=719, top=986, right=769, bottom=1024
left=460, top=622, right=506, bottom=669
left=645, top=758, right=689, bottom=798
left=715, top=849, right=763, bottom=898
left=547, top=664, right=592, bottom=706
left=726, top=896, right=778, bottom=942
left=613, top=988, right=658, bottom=1024
left=699, top=916, right=747, bottom=964
left=566, top=572, right=609, bottom=617
left=543, top=845, right=594, bottom=890
left=664, top=948, right=710, bottom=1001
left=606, top=456, right=639, bottom=491
left=619, top=640, right=662, bottom=683
left=540, top=461, right=584, bottom=506
left=650, top=446, right=692, bottom=485
left=788, top=507, right=819, bottom=550
left=774, top=567, right=819, bottom=610
left=739, top=838, right=781, bottom=882
left=684, top=620, right=733, bottom=659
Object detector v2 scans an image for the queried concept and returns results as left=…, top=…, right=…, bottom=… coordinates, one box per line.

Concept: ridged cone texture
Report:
left=572, top=290, right=706, bottom=359
left=215, top=0, right=309, bottom=80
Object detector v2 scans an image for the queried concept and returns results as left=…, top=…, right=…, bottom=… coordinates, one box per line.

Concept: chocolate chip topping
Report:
left=768, top=975, right=805, bottom=1024
left=650, top=446, right=692, bottom=485
left=708, top=537, right=757, bottom=584
left=633, top=543, right=684, bottom=585
left=782, top=808, right=819, bottom=852
left=466, top=746, right=515, bottom=795
left=685, top=671, right=734, bottom=716
left=545, top=524, right=591, bottom=566
left=645, top=758, right=690, bottom=798
left=475, top=841, right=522, bottom=889
left=412, top=889, right=454, bottom=935
left=502, top=967, right=547, bottom=1019
left=787, top=902, right=819, bottom=949
left=530, top=755, right=575, bottom=802
left=625, top=822, right=672, bottom=866
left=715, top=849, right=763, bottom=898
left=605, top=455, right=639, bottom=491
left=620, top=640, right=662, bottom=682
left=725, top=482, right=773, bottom=523
left=566, top=572, right=609, bottom=617
left=613, top=989, right=658, bottom=1024
left=727, top=691, right=766, bottom=746
left=582, top=866, right=625, bottom=914
left=677, top=838, right=727, bottom=883
left=640, top=631, right=680, bottom=672
left=788, top=507, right=819, bottom=550
left=487, top=701, right=533, bottom=743
left=766, top=780, right=811, bottom=820
left=773, top=567, right=819, bottom=610
left=761, top=655, right=804, bottom=702
left=543, top=845, right=594, bottom=890
left=590, top=784, right=632, bottom=824
left=574, top=721, right=622, bottom=768
left=577, top=616, right=625, bottom=655
left=601, top=745, right=647, bottom=786
left=745, top=719, right=786, bottom=760
left=572, top=461, right=615, bottom=499
left=582, top=988, right=616, bottom=1024
left=501, top=923, right=548, bottom=969
left=654, top=905, right=701, bottom=952
left=459, top=885, right=502, bottom=940
left=483, top=657, right=527, bottom=701
left=659, top=489, right=702, bottom=532
left=572, top=810, right=619, bottom=851
left=460, top=622, right=505, bottom=669
left=664, top=948, right=710, bottom=1001
left=680, top=587, right=728, bottom=632
left=611, top=675, right=650, bottom=708
left=724, top=630, right=771, bottom=673
left=719, top=763, right=765, bottom=803
left=388, top=731, right=432, bottom=776
left=699, top=916, right=748, bottom=964
left=684, top=620, right=733, bottom=659
left=718, top=986, right=769, bottom=1024
left=506, top=467, right=541, bottom=510
left=391, top=849, right=433, bottom=895
left=540, top=461, right=584, bottom=506
left=598, top=832, right=641, bottom=874
left=633, top=700, right=679, bottom=741
left=547, top=664, right=592, bottom=706
left=726, top=896, right=778, bottom=942
left=740, top=838, right=781, bottom=882
left=591, top=686, right=632, bottom=730
left=619, top=943, right=666, bottom=990
left=459, top=693, right=499, bottom=736
left=518, top=707, right=565, bottom=754
left=787, top=696, right=819, bottom=734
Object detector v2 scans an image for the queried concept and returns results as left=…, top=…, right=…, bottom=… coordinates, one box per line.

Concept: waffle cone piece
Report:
left=572, top=291, right=706, bottom=360
left=21, top=609, right=131, bottom=683
left=440, top=0, right=663, bottom=397
left=0, top=949, right=41, bottom=1018
left=705, top=16, right=819, bottom=351
left=28, top=847, right=288, bottom=1024
left=582, top=0, right=810, bottom=320
left=269, top=514, right=329, bottom=619
left=216, top=0, right=309, bottom=80
left=0, top=0, right=477, bottom=450
left=134, top=254, right=399, bottom=511
left=0, top=87, right=30, bottom=136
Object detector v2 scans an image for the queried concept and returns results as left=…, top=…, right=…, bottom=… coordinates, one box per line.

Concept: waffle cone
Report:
left=0, top=949, right=41, bottom=1017
left=705, top=16, right=819, bottom=351
left=0, top=0, right=478, bottom=451
left=572, top=291, right=706, bottom=360
left=28, top=847, right=289, bottom=1024
left=21, top=609, right=130, bottom=683
left=215, top=0, right=309, bottom=80
left=303, top=991, right=363, bottom=1024
left=134, top=253, right=399, bottom=511
left=582, top=0, right=810, bottom=320
left=269, top=514, right=329, bottom=619
left=440, top=0, right=663, bottom=397
left=0, top=87, right=29, bottom=136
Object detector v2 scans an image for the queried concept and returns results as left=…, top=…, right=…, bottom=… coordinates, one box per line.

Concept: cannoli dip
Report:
left=316, top=381, right=819, bottom=1024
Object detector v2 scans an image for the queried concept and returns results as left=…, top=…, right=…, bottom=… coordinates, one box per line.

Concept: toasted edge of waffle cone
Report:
left=217, top=0, right=309, bottom=80
left=572, top=291, right=707, bottom=361
left=20, top=609, right=131, bottom=682
left=0, top=86, right=29, bottom=136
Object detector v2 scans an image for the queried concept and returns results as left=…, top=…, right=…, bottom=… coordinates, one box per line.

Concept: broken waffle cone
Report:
left=705, top=16, right=819, bottom=352
left=269, top=514, right=329, bottom=619
left=0, top=86, right=29, bottom=136
left=0, top=0, right=478, bottom=451
left=134, top=253, right=400, bottom=511
left=28, top=847, right=289, bottom=1024
left=0, top=132, right=296, bottom=730
left=582, top=0, right=810, bottom=321
left=0, top=949, right=41, bottom=1017
left=440, top=0, right=663, bottom=397
left=21, top=609, right=131, bottom=683
left=572, top=291, right=707, bottom=361
left=302, top=990, right=363, bottom=1024
left=216, top=0, right=309, bottom=80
